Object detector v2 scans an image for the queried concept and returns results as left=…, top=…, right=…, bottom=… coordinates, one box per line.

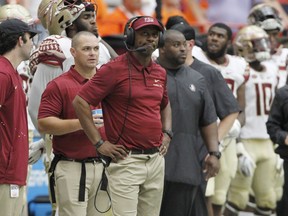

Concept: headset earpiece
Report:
left=158, top=31, right=164, bottom=48
left=124, top=16, right=165, bottom=48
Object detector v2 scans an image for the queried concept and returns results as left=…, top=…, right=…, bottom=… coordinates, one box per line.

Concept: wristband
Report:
left=209, top=151, right=222, bottom=160
left=163, top=129, right=173, bottom=139
left=95, top=139, right=104, bottom=149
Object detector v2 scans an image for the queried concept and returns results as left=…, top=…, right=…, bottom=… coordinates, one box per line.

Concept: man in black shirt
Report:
left=158, top=29, right=220, bottom=216
left=171, top=23, right=240, bottom=216
left=267, top=85, right=288, bottom=216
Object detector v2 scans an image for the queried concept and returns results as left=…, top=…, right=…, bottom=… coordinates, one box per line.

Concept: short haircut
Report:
left=0, top=31, right=22, bottom=55
left=209, top=23, right=233, bottom=40
left=71, top=31, right=97, bottom=48
left=163, top=29, right=184, bottom=42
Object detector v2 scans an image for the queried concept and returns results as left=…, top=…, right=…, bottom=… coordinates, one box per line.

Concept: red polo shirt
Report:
left=38, top=67, right=103, bottom=159
left=0, top=56, right=28, bottom=186
left=78, top=52, right=169, bottom=149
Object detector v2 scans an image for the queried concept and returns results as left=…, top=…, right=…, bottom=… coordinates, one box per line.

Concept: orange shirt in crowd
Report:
left=97, top=6, right=143, bottom=37
left=158, top=6, right=189, bottom=26
left=87, top=0, right=108, bottom=24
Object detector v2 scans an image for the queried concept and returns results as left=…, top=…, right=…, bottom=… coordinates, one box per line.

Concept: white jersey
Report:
left=192, top=45, right=205, bottom=59
left=28, top=35, right=111, bottom=129
left=193, top=48, right=249, bottom=98
left=240, top=61, right=279, bottom=139
left=272, top=46, right=288, bottom=88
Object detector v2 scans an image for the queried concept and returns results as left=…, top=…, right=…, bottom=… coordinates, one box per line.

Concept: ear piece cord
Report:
left=114, top=55, right=132, bottom=144
left=93, top=55, right=132, bottom=213
left=94, top=168, right=111, bottom=213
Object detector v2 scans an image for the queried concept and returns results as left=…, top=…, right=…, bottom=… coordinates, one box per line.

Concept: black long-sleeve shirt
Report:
left=266, top=85, right=288, bottom=159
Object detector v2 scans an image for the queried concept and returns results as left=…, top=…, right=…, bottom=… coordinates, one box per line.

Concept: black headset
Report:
left=123, top=16, right=165, bottom=48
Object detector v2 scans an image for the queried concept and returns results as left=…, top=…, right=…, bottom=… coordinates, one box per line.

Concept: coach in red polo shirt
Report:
left=0, top=19, right=38, bottom=216
left=73, top=16, right=172, bottom=216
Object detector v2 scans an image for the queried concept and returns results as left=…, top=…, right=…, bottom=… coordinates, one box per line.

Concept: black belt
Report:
left=49, top=155, right=101, bottom=203
left=60, top=156, right=101, bottom=163
left=130, top=147, right=159, bottom=155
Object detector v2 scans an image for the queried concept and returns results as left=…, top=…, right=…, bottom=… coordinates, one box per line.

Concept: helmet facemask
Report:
left=234, top=25, right=271, bottom=62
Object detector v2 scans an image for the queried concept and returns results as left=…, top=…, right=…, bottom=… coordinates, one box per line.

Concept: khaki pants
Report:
left=106, top=153, right=164, bottom=216
left=0, top=184, right=25, bottom=216
left=54, top=160, right=111, bottom=216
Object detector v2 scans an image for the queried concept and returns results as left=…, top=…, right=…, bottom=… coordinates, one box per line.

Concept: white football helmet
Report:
left=234, top=25, right=271, bottom=62
left=0, top=4, right=34, bottom=25
left=37, top=0, right=88, bottom=35
left=248, top=3, right=283, bottom=32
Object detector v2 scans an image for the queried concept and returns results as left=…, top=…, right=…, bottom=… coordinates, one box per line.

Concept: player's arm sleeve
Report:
left=212, top=69, right=240, bottom=119
left=199, top=78, right=218, bottom=127
left=28, top=63, right=64, bottom=131
left=199, top=79, right=219, bottom=152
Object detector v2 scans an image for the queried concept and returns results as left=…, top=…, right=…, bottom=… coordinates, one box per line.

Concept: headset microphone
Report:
left=132, top=46, right=147, bottom=52
left=124, top=41, right=147, bottom=52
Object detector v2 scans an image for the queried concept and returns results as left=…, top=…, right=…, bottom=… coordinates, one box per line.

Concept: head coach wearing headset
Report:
left=73, top=16, right=172, bottom=216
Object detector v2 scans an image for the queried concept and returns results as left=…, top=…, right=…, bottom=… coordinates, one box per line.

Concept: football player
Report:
left=193, top=23, right=249, bottom=216
left=225, top=25, right=279, bottom=216
left=248, top=4, right=287, bottom=215
left=248, top=3, right=288, bottom=88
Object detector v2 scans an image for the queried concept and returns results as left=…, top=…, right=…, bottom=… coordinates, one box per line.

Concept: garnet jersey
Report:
left=193, top=48, right=250, bottom=97
left=240, top=61, right=279, bottom=139
left=271, top=46, right=288, bottom=88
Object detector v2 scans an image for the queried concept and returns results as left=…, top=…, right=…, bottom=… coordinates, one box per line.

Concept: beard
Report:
left=74, top=20, right=99, bottom=37
left=205, top=43, right=227, bottom=60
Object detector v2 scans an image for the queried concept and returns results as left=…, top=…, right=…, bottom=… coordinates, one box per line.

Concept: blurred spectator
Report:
left=181, top=0, right=209, bottom=33
left=142, top=0, right=157, bottom=16
left=206, top=0, right=263, bottom=32
left=159, top=0, right=189, bottom=26
left=98, top=0, right=144, bottom=36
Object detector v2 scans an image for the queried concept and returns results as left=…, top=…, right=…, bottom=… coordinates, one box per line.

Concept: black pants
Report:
left=160, top=181, right=208, bottom=216
left=276, top=160, right=288, bottom=216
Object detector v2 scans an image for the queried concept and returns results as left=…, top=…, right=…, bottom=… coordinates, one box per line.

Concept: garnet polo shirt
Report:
left=0, top=56, right=28, bottom=185
left=78, top=52, right=169, bottom=150
left=38, top=67, right=101, bottom=159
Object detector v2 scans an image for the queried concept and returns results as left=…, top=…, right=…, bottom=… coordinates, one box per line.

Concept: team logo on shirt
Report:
left=189, top=84, right=196, bottom=92
left=153, top=79, right=162, bottom=87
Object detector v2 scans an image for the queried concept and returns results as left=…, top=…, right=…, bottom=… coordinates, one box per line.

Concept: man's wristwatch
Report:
left=163, top=129, right=173, bottom=139
left=94, top=139, right=104, bottom=149
left=209, top=151, right=221, bottom=159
